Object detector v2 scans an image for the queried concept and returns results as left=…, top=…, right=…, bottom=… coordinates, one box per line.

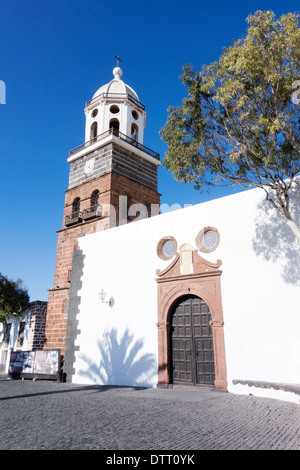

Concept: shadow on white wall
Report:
left=78, top=328, right=157, bottom=387
left=252, top=187, right=300, bottom=286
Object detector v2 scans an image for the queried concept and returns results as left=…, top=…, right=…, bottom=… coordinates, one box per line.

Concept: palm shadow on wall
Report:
left=252, top=188, right=300, bottom=286
left=78, top=328, right=157, bottom=387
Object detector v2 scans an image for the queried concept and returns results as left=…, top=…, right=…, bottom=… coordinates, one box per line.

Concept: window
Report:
left=90, top=122, right=98, bottom=140
left=65, top=197, right=82, bottom=226
left=109, top=118, right=119, bottom=135
left=82, top=190, right=101, bottom=221
left=131, top=123, right=138, bottom=141
left=3, top=323, right=11, bottom=345
left=91, top=190, right=99, bottom=208
left=72, top=197, right=80, bottom=213
left=132, top=110, right=139, bottom=120
left=157, top=236, right=177, bottom=260
left=110, top=105, right=120, bottom=114
left=16, top=322, right=25, bottom=348
left=195, top=227, right=220, bottom=253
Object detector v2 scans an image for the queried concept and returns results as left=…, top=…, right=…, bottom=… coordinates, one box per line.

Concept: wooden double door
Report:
left=171, top=295, right=215, bottom=385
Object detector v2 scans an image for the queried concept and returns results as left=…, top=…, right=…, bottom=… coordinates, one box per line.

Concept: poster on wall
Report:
left=8, top=351, right=35, bottom=377
left=8, top=349, right=60, bottom=380
left=34, top=350, right=60, bottom=375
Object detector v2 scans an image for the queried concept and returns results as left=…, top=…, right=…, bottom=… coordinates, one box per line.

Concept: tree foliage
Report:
left=0, top=273, right=30, bottom=324
left=160, top=10, right=300, bottom=240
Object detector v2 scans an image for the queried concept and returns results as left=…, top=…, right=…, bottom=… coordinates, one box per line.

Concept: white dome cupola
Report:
left=84, top=65, right=146, bottom=145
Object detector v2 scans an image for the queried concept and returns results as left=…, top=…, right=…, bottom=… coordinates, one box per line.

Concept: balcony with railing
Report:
left=65, top=205, right=103, bottom=227
left=82, top=204, right=102, bottom=221
left=69, top=128, right=160, bottom=161
left=65, top=210, right=83, bottom=227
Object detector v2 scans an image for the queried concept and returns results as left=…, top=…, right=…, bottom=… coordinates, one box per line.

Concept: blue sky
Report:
left=1, top=0, right=299, bottom=301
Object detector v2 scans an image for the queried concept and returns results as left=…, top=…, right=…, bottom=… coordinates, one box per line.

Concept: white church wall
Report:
left=70, top=186, right=300, bottom=400
left=213, top=189, right=300, bottom=400
left=72, top=217, right=161, bottom=387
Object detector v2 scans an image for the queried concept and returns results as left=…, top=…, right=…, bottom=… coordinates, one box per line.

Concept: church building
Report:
left=44, top=65, right=300, bottom=404
left=44, top=65, right=160, bottom=356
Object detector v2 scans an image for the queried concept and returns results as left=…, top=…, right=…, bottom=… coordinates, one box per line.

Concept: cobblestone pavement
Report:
left=0, top=377, right=299, bottom=451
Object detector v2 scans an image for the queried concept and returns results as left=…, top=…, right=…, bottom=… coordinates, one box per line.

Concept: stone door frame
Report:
left=156, top=248, right=227, bottom=390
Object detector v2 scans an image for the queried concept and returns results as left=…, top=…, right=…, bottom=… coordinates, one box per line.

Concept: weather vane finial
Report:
left=115, top=55, right=122, bottom=67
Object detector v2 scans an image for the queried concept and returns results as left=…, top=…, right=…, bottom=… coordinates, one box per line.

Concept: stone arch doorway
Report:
left=156, top=242, right=227, bottom=390
left=170, top=295, right=215, bottom=386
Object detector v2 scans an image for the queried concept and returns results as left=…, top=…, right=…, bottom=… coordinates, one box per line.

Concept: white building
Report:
left=0, top=301, right=48, bottom=373
left=63, top=184, right=300, bottom=404
left=45, top=64, right=299, bottom=404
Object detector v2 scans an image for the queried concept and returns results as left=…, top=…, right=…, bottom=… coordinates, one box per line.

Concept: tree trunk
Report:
left=282, top=208, right=300, bottom=243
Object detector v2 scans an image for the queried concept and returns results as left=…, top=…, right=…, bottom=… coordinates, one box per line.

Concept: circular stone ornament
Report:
left=157, top=236, right=178, bottom=260
left=195, top=227, right=220, bottom=253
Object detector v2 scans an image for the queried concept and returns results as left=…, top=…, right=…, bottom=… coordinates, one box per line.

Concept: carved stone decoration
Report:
left=156, top=239, right=227, bottom=390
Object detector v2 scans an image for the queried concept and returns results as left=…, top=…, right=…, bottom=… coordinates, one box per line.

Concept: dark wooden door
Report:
left=171, top=295, right=215, bottom=385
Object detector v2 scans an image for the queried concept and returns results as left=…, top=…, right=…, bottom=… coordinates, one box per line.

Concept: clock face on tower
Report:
left=84, top=159, right=94, bottom=175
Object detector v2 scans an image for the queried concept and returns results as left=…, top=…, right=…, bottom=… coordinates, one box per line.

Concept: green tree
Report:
left=0, top=273, right=30, bottom=324
left=160, top=10, right=300, bottom=240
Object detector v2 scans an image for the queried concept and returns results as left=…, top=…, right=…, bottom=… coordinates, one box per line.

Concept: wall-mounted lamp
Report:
left=98, top=289, right=113, bottom=307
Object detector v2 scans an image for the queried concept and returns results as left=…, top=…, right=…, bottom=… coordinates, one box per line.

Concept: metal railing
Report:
left=82, top=204, right=102, bottom=220
left=65, top=205, right=103, bottom=227
left=65, top=210, right=82, bottom=227
left=69, top=129, right=112, bottom=157
left=86, top=92, right=145, bottom=110
left=69, top=128, right=160, bottom=160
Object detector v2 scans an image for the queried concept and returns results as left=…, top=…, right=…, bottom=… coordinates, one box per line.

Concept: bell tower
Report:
left=44, top=65, right=161, bottom=356
left=85, top=65, right=146, bottom=145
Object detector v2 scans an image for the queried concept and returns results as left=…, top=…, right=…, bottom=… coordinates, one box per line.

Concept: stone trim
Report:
left=64, top=248, right=85, bottom=381
left=232, top=379, right=300, bottom=396
left=156, top=236, right=178, bottom=261
left=156, top=245, right=227, bottom=390
left=195, top=226, right=220, bottom=253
